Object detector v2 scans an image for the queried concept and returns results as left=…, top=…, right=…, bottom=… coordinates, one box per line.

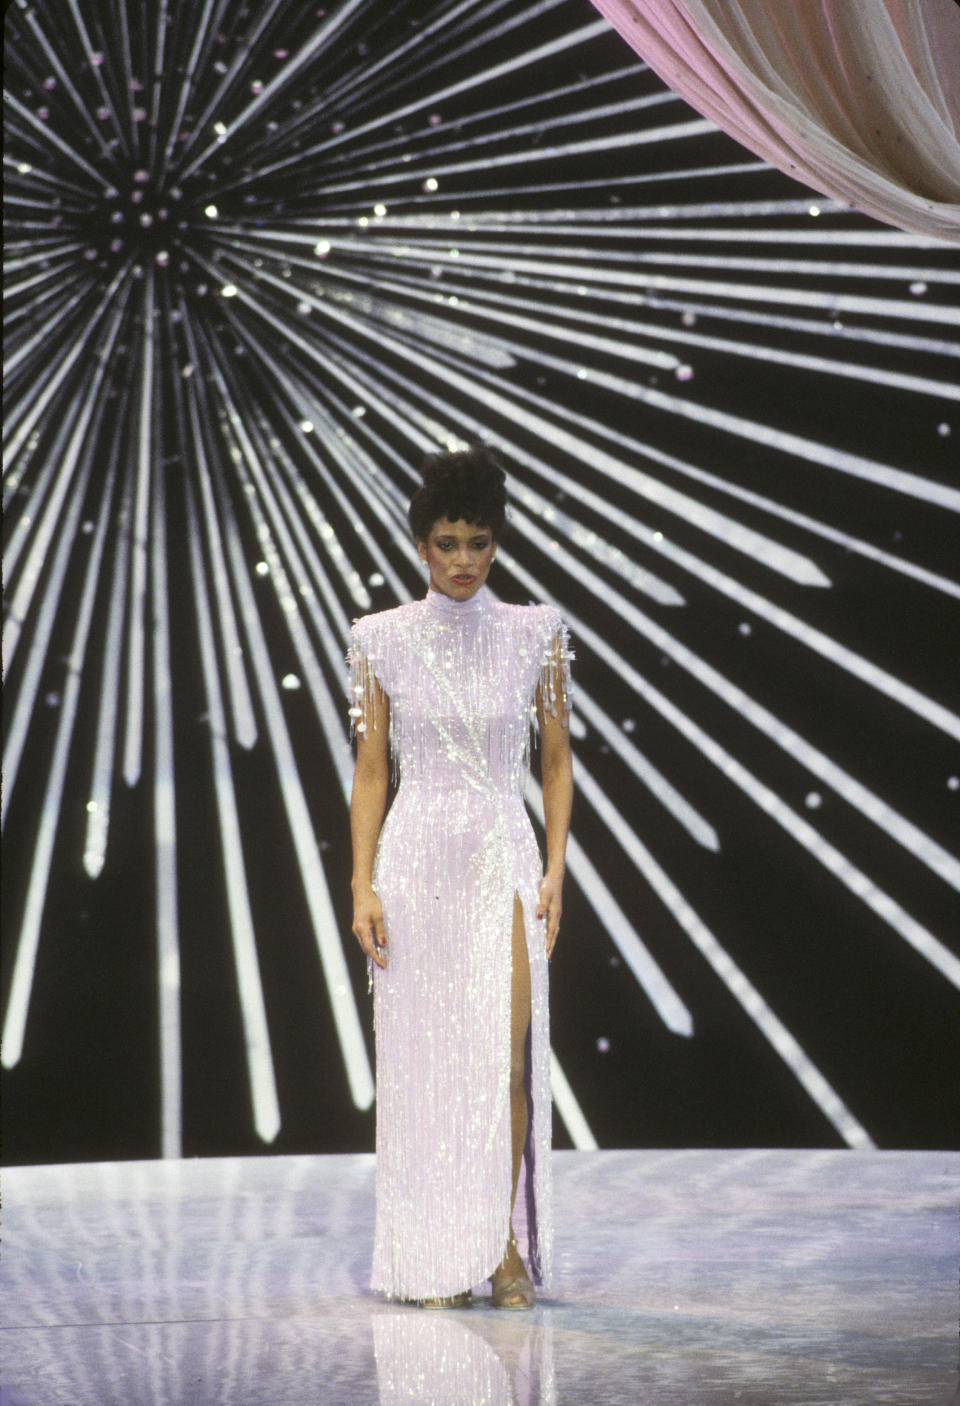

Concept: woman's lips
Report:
left=452, top=574, right=474, bottom=584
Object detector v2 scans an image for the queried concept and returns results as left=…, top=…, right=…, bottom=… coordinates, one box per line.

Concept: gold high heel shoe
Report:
left=490, top=1237, right=535, bottom=1309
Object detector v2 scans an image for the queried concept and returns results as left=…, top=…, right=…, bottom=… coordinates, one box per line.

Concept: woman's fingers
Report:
left=353, top=903, right=388, bottom=968
left=545, top=903, right=560, bottom=959
left=359, top=925, right=387, bottom=968
left=538, top=878, right=561, bottom=960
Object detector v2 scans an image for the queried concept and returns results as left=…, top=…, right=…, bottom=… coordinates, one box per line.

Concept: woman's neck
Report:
left=425, top=584, right=489, bottom=618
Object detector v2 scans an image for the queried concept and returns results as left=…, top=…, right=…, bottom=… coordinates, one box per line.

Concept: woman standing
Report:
left=349, top=447, right=573, bottom=1308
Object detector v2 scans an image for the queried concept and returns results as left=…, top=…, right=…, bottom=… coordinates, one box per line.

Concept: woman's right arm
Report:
left=350, top=676, right=390, bottom=969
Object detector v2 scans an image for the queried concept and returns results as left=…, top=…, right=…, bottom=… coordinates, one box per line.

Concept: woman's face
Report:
left=418, top=516, right=496, bottom=599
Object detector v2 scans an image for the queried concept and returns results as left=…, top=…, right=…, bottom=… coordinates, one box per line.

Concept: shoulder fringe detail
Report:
left=538, top=617, right=573, bottom=731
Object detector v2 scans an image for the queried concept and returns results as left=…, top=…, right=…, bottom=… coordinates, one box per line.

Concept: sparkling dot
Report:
left=281, top=674, right=301, bottom=690
left=250, top=80, right=263, bottom=94
left=808, top=204, right=821, bottom=217
left=255, top=562, right=270, bottom=576
left=155, top=251, right=169, bottom=266
left=296, top=300, right=311, bottom=315
left=596, top=1037, right=611, bottom=1053
left=139, top=213, right=154, bottom=228
left=576, top=368, right=587, bottom=380
left=299, top=420, right=314, bottom=433
left=214, top=121, right=228, bottom=137
left=313, top=239, right=331, bottom=256
left=428, top=113, right=442, bottom=126
left=42, top=77, right=56, bottom=90
left=273, top=48, right=289, bottom=59
left=909, top=281, right=927, bottom=296
left=46, top=691, right=61, bottom=707
left=738, top=622, right=752, bottom=636
left=221, top=283, right=238, bottom=297
left=675, top=364, right=694, bottom=381
left=352, top=405, right=366, bottom=417
left=947, top=776, right=959, bottom=792
left=89, top=52, right=104, bottom=66
left=17, top=162, right=32, bottom=174
left=937, top=422, right=951, bottom=437
left=133, top=169, right=149, bottom=183
left=621, top=719, right=636, bottom=733
left=681, top=311, right=697, bottom=327
left=805, top=791, right=823, bottom=809
left=373, top=203, right=387, bottom=217
left=423, top=177, right=439, bottom=193
left=204, top=204, right=218, bottom=218
left=86, top=801, right=98, bottom=813
left=368, top=572, right=385, bottom=587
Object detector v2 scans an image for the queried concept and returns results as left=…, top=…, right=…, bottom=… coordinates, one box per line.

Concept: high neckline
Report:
left=424, top=585, right=490, bottom=620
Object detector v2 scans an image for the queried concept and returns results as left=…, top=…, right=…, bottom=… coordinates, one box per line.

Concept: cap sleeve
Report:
left=538, top=608, right=572, bottom=726
left=347, top=616, right=382, bottom=739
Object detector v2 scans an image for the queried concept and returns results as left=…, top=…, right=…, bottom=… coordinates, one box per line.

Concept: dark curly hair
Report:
left=407, top=445, right=508, bottom=543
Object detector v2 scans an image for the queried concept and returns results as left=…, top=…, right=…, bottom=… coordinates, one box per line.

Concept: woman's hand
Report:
left=352, top=886, right=388, bottom=969
left=537, top=870, right=563, bottom=960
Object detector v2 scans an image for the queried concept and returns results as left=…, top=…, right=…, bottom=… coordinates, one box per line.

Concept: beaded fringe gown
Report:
left=349, top=586, right=571, bottom=1301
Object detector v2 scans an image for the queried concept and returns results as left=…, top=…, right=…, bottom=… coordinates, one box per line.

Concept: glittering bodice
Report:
left=349, top=588, right=569, bottom=796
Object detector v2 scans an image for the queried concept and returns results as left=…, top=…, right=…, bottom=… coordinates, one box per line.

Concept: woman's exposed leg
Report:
left=509, top=892, right=532, bottom=1212
left=490, top=894, right=536, bottom=1308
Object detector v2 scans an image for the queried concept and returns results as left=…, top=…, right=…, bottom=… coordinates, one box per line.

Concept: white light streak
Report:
left=150, top=463, right=183, bottom=1159
left=550, top=1052, right=599, bottom=1151
left=185, top=481, right=281, bottom=1144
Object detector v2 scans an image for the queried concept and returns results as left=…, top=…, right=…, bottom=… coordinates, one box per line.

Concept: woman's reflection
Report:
left=373, top=1307, right=555, bottom=1406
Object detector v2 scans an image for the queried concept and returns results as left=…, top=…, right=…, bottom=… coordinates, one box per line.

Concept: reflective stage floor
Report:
left=1, top=1149, right=956, bottom=1405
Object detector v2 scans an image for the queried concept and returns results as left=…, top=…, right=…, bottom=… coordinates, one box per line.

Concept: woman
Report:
left=349, top=447, right=573, bottom=1308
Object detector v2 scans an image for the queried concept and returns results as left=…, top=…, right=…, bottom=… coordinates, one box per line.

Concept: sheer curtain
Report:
left=589, top=0, right=960, bottom=241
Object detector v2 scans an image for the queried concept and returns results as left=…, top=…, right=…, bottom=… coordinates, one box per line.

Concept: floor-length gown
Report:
left=349, top=585, right=571, bottom=1301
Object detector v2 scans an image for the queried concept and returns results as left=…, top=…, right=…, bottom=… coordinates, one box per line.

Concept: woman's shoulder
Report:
left=492, top=598, right=563, bottom=634
left=491, top=593, right=567, bottom=646
left=351, top=599, right=422, bottom=647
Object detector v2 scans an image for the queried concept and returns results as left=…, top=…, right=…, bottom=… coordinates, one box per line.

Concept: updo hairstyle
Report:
left=407, top=445, right=507, bottom=543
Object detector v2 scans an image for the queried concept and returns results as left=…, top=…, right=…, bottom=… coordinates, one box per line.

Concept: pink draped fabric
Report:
left=590, top=0, right=960, bottom=241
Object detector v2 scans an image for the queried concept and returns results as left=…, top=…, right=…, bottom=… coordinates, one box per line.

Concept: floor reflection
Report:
left=373, top=1307, right=554, bottom=1406
left=3, top=1152, right=955, bottom=1405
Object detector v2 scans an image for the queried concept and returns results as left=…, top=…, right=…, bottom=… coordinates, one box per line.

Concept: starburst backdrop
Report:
left=4, top=0, right=959, bottom=1165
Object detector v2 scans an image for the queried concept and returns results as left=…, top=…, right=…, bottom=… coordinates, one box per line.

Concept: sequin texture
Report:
left=349, top=586, right=571, bottom=1300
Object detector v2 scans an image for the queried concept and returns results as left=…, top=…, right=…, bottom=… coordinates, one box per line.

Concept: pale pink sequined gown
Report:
left=349, top=586, right=570, bottom=1301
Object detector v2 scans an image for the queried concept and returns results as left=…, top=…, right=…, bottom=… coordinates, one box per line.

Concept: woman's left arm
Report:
left=536, top=672, right=573, bottom=959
